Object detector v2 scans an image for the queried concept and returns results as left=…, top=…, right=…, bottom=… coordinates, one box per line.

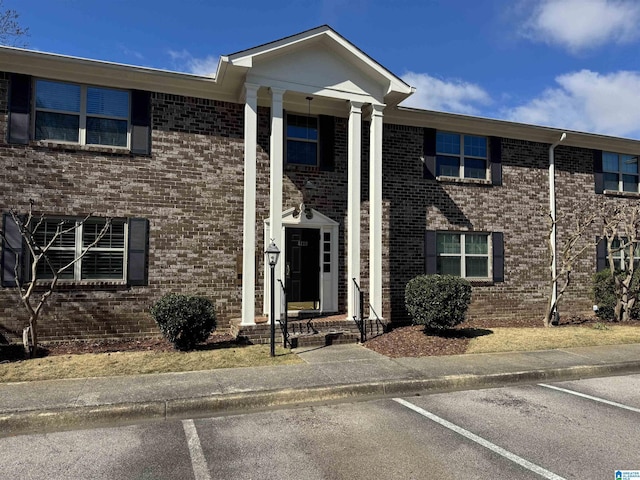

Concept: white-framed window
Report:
left=609, top=237, right=640, bottom=271
left=436, top=232, right=490, bottom=278
left=32, top=217, right=128, bottom=281
left=34, top=79, right=130, bottom=148
left=436, top=132, right=488, bottom=179
left=286, top=113, right=318, bottom=165
left=603, top=152, right=639, bottom=193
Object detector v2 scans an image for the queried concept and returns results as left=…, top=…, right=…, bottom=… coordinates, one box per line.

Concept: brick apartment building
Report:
left=1, top=26, right=639, bottom=343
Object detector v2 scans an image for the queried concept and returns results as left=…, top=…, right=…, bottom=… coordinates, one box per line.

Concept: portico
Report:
left=219, top=26, right=414, bottom=326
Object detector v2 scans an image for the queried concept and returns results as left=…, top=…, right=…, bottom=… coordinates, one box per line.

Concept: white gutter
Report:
left=549, top=132, right=567, bottom=319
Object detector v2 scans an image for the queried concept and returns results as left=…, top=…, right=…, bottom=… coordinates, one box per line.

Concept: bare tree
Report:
left=601, top=205, right=640, bottom=322
left=0, top=0, right=29, bottom=47
left=1, top=201, right=110, bottom=356
left=543, top=208, right=598, bottom=327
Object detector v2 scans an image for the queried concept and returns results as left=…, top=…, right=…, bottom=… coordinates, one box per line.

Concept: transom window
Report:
left=436, top=232, right=490, bottom=278
left=436, top=132, right=488, bottom=179
left=603, top=152, right=639, bottom=193
left=286, top=113, right=318, bottom=165
left=34, top=79, right=130, bottom=147
left=31, top=218, right=127, bottom=281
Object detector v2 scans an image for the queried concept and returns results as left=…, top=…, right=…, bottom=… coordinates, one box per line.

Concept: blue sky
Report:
left=10, top=0, right=640, bottom=139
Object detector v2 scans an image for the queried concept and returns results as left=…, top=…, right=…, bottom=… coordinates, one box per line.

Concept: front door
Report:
left=285, top=228, right=320, bottom=309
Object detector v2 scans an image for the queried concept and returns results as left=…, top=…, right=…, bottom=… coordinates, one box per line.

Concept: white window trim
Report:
left=285, top=112, right=319, bottom=166
left=437, top=232, right=492, bottom=280
left=437, top=132, right=489, bottom=180
left=35, top=218, right=129, bottom=282
left=609, top=237, right=640, bottom=271
left=32, top=79, right=132, bottom=149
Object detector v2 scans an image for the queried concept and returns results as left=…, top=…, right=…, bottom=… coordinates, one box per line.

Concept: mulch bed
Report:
left=1, top=333, right=240, bottom=362
left=365, top=315, right=640, bottom=358
left=3, top=316, right=639, bottom=362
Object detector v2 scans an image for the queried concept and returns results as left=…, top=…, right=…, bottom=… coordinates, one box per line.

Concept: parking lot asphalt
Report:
left=1, top=342, right=640, bottom=437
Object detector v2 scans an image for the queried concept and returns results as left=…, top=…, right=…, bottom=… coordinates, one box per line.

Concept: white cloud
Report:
left=503, top=69, right=640, bottom=138
left=522, top=0, right=640, bottom=52
left=400, top=72, right=492, bottom=115
left=118, top=44, right=144, bottom=61
left=167, top=49, right=219, bottom=77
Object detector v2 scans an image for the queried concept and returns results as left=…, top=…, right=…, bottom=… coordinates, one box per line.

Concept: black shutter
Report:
left=425, top=230, right=437, bottom=274
left=490, top=136, right=502, bottom=186
left=2, top=213, right=23, bottom=287
left=492, top=232, right=504, bottom=282
left=127, top=218, right=149, bottom=286
left=8, top=74, right=31, bottom=145
left=423, top=128, right=437, bottom=179
left=130, top=90, right=151, bottom=155
left=593, top=150, right=604, bottom=194
left=319, top=115, right=335, bottom=171
left=596, top=236, right=607, bottom=272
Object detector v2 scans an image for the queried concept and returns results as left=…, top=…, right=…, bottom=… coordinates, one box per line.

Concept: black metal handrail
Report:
left=352, top=278, right=366, bottom=343
left=365, top=303, right=387, bottom=339
left=352, top=279, right=388, bottom=342
left=277, top=279, right=290, bottom=348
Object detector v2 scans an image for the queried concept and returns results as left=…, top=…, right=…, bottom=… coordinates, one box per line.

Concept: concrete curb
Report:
left=2, top=360, right=640, bottom=437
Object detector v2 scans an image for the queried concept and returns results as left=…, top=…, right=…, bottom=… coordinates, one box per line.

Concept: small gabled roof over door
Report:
left=217, top=25, right=414, bottom=107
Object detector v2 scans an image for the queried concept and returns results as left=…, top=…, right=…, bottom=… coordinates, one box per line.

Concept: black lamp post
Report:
left=265, top=241, right=280, bottom=357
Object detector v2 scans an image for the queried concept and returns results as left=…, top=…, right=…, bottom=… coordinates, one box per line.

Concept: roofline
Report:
left=387, top=106, right=640, bottom=153
left=224, top=25, right=413, bottom=95
left=0, top=45, right=240, bottom=102
left=0, top=43, right=638, bottom=153
left=0, top=45, right=217, bottom=81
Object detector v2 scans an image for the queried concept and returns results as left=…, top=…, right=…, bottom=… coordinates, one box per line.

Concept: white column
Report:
left=269, top=87, right=285, bottom=323
left=369, top=104, right=384, bottom=320
left=347, top=101, right=363, bottom=320
left=241, top=83, right=259, bottom=325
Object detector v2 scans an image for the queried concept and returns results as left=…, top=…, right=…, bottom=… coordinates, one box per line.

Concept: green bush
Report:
left=150, top=294, right=216, bottom=350
left=593, top=268, right=640, bottom=321
left=405, top=274, right=472, bottom=329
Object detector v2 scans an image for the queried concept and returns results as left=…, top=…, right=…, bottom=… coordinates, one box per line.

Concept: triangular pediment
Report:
left=265, top=208, right=339, bottom=227
left=220, top=25, right=414, bottom=106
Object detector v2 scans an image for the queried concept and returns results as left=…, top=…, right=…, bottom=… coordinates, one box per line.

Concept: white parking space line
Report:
left=538, top=383, right=640, bottom=414
left=393, top=398, right=566, bottom=480
left=182, top=419, right=212, bottom=480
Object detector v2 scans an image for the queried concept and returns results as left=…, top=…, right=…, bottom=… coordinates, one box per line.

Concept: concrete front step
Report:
left=289, top=331, right=361, bottom=348
left=230, top=315, right=387, bottom=346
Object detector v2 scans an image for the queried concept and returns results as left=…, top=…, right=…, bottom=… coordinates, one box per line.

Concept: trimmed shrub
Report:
left=150, top=294, right=216, bottom=350
left=593, top=268, right=640, bottom=321
left=405, top=274, right=472, bottom=329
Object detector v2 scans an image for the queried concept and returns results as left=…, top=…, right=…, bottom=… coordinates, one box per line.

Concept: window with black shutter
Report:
left=423, top=130, right=502, bottom=185
left=1, top=215, right=149, bottom=285
left=425, top=230, right=504, bottom=282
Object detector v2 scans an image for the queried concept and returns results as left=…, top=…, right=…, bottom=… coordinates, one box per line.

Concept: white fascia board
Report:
left=0, top=46, right=241, bottom=102
left=226, top=26, right=329, bottom=66
left=320, top=30, right=413, bottom=96
left=386, top=106, right=640, bottom=154
left=227, top=26, right=413, bottom=98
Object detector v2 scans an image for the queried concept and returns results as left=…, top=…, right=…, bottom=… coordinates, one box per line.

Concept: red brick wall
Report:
left=1, top=71, right=632, bottom=342
left=0, top=84, right=257, bottom=342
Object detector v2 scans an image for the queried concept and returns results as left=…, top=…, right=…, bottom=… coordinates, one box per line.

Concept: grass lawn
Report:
left=0, top=344, right=302, bottom=383
left=466, top=325, right=640, bottom=353
left=2, top=324, right=640, bottom=383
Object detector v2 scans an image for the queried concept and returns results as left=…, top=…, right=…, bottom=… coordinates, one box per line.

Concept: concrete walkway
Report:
left=2, top=343, right=640, bottom=437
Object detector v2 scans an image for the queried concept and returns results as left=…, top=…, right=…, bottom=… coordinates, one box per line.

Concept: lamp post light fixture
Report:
left=265, top=240, right=281, bottom=357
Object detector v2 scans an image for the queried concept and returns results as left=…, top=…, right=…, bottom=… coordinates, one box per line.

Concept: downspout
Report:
left=549, top=132, right=567, bottom=321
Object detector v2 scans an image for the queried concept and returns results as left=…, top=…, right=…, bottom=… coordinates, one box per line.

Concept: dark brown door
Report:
left=285, top=228, right=320, bottom=305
